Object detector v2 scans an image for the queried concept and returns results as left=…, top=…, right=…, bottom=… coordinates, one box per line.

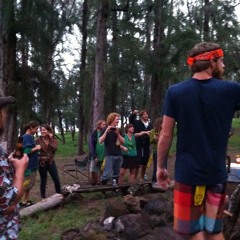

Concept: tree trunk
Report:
left=142, top=2, right=153, bottom=110
left=92, top=0, right=108, bottom=128
left=77, top=0, right=89, bottom=155
left=57, top=109, right=65, bottom=144
left=0, top=0, right=17, bottom=152
left=150, top=0, right=165, bottom=122
left=203, top=0, right=210, bottom=41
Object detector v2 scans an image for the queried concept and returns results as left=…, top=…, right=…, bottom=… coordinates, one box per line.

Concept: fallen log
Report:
left=61, top=181, right=172, bottom=197
left=20, top=193, right=64, bottom=217
left=62, top=182, right=153, bottom=194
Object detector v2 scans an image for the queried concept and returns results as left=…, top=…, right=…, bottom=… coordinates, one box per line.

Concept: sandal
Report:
left=20, top=200, right=34, bottom=207
left=19, top=202, right=26, bottom=207
left=25, top=200, right=34, bottom=207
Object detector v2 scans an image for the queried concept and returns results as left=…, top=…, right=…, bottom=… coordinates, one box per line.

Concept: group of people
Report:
left=1, top=41, right=240, bottom=239
left=20, top=121, right=62, bottom=207
left=0, top=117, right=61, bottom=237
left=89, top=110, right=164, bottom=186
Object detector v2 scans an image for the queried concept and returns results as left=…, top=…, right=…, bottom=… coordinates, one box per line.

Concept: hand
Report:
left=141, top=131, right=150, bottom=136
left=133, top=110, right=139, bottom=114
left=153, top=134, right=159, bottom=141
left=156, top=168, right=171, bottom=190
left=9, top=153, right=29, bottom=172
left=106, top=126, right=113, bottom=133
left=122, top=146, right=128, bottom=152
left=48, top=133, right=53, bottom=138
left=36, top=144, right=41, bottom=150
left=94, top=158, right=99, bottom=164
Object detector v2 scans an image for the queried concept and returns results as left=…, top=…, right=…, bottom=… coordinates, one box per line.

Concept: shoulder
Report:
left=22, top=134, right=33, bottom=140
left=92, top=129, right=98, bottom=136
left=167, top=79, right=192, bottom=93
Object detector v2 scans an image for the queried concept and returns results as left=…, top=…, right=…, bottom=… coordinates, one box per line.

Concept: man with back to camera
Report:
left=157, top=42, right=240, bottom=240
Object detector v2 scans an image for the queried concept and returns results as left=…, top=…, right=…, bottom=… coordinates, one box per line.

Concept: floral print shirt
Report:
left=0, top=144, right=20, bottom=239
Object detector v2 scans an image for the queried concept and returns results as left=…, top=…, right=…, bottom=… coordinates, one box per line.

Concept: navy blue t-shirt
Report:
left=22, top=134, right=39, bottom=170
left=164, top=78, right=240, bottom=185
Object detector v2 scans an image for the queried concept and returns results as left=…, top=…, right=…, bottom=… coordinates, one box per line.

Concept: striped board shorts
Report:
left=173, top=181, right=226, bottom=235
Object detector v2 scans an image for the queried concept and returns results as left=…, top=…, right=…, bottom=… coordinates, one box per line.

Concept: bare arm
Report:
left=157, top=115, right=175, bottom=189
left=99, top=126, right=111, bottom=144
left=134, top=131, right=150, bottom=137
left=116, top=129, right=125, bottom=144
left=3, top=154, right=28, bottom=215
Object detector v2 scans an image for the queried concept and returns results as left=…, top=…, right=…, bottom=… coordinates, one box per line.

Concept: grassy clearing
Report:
left=19, top=118, right=240, bottom=239
left=55, top=133, right=89, bottom=157
left=20, top=199, right=105, bottom=240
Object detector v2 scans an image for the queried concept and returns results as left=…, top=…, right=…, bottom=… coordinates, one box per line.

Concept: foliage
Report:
left=1, top=0, right=240, bottom=147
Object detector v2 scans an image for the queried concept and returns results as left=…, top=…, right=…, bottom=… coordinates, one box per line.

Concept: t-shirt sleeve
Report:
left=233, top=82, right=240, bottom=110
left=163, top=87, right=176, bottom=119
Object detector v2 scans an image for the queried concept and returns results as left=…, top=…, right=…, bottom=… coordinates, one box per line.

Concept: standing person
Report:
left=157, top=42, right=240, bottom=240
left=99, top=113, right=124, bottom=185
left=21, top=121, right=41, bottom=206
left=129, top=109, right=153, bottom=181
left=89, top=120, right=106, bottom=185
left=35, top=124, right=61, bottom=199
left=149, top=117, right=167, bottom=186
left=0, top=94, right=28, bottom=238
left=119, top=124, right=138, bottom=183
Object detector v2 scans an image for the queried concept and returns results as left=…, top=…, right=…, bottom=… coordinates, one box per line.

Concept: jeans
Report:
left=38, top=160, right=61, bottom=198
left=101, top=155, right=123, bottom=183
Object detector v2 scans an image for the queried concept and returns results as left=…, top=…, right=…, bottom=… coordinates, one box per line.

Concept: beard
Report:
left=212, top=65, right=224, bottom=79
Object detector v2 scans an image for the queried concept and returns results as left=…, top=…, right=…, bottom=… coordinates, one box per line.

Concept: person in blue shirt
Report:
left=21, top=121, right=41, bottom=206
left=157, top=42, right=240, bottom=240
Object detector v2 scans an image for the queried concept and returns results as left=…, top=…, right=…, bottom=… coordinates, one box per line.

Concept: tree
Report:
left=92, top=0, right=108, bottom=128
left=77, top=0, right=89, bottom=155
left=0, top=0, right=18, bottom=151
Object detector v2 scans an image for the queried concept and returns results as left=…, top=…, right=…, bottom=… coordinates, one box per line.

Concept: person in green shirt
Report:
left=119, top=124, right=139, bottom=183
left=89, top=120, right=106, bottom=185
left=149, top=117, right=167, bottom=185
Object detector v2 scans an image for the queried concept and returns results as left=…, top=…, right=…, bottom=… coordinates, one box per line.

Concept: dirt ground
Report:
left=29, top=152, right=239, bottom=203
left=29, top=154, right=176, bottom=202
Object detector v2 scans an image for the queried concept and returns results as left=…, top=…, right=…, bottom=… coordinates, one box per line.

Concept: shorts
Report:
left=174, top=181, right=226, bottom=235
left=23, top=171, right=37, bottom=191
left=89, top=158, right=103, bottom=173
left=136, top=145, right=150, bottom=167
left=121, top=155, right=139, bottom=169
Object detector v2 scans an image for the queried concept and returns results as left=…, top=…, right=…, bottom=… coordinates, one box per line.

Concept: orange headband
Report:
left=187, top=49, right=224, bottom=66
